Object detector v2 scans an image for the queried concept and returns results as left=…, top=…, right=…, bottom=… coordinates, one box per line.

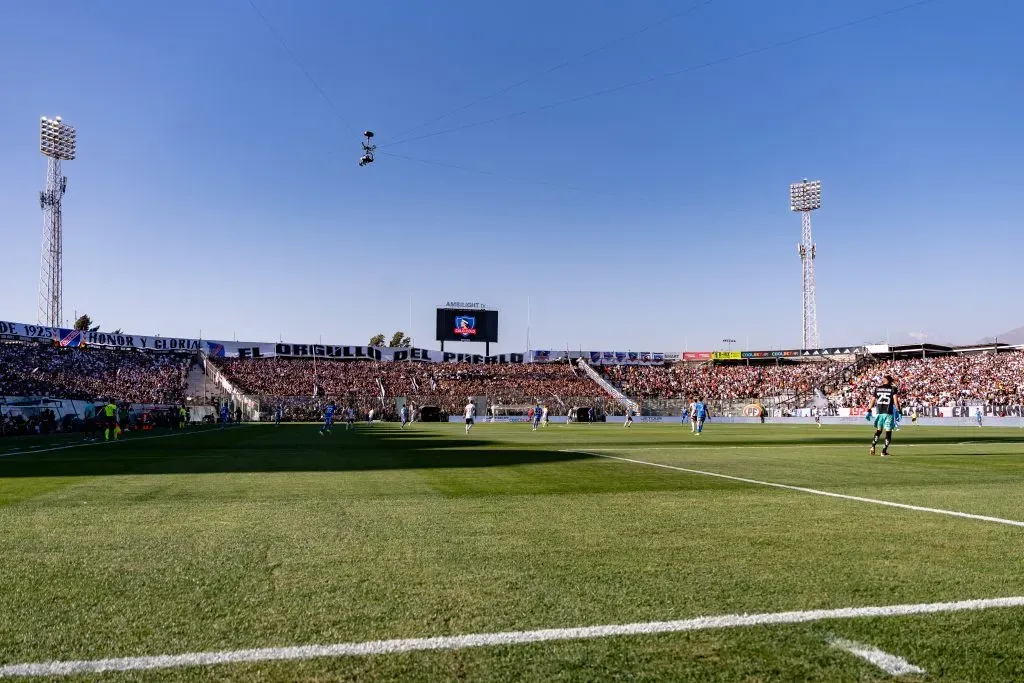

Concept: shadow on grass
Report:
left=0, top=425, right=594, bottom=478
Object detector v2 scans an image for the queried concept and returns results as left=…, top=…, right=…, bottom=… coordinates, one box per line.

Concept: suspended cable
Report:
left=392, top=0, right=718, bottom=140
left=382, top=0, right=940, bottom=149
left=245, top=0, right=356, bottom=133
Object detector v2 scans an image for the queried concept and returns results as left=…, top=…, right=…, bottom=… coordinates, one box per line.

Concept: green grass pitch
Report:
left=2, top=422, right=1024, bottom=681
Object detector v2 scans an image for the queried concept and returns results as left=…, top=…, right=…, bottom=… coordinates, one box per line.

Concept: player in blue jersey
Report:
left=693, top=399, right=709, bottom=435
left=975, top=408, right=983, bottom=427
left=274, top=404, right=282, bottom=426
left=400, top=404, right=409, bottom=430
left=680, top=404, right=689, bottom=426
left=220, top=402, right=229, bottom=430
left=320, top=401, right=336, bottom=435
left=532, top=402, right=543, bottom=431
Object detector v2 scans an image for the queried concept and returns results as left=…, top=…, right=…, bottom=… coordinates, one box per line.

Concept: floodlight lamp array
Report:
left=40, top=116, right=76, bottom=160
left=789, top=179, right=821, bottom=212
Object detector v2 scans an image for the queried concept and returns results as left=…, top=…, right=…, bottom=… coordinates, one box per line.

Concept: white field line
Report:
left=828, top=637, right=925, bottom=676
left=565, top=450, right=1024, bottom=528
left=578, top=442, right=1023, bottom=452
left=0, top=426, right=242, bottom=458
left=1, top=597, right=1021, bottom=678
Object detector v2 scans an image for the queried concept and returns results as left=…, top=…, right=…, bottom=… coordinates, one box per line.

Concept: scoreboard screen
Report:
left=436, top=308, right=499, bottom=343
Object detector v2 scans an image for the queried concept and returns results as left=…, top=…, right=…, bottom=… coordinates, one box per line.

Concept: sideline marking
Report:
left=578, top=441, right=1024, bottom=452
left=0, top=597, right=1021, bottom=677
left=0, top=427, right=242, bottom=459
left=828, top=637, right=925, bottom=676
left=565, top=450, right=1024, bottom=528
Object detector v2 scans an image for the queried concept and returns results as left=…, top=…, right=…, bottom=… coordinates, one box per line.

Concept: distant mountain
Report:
left=858, top=331, right=955, bottom=347
left=979, top=325, right=1024, bottom=346
left=854, top=327, right=1022, bottom=349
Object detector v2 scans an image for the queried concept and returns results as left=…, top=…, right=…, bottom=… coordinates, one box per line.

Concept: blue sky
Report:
left=1, top=0, right=1021, bottom=352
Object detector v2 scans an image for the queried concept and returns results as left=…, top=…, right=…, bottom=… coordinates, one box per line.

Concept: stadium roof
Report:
left=879, top=342, right=1020, bottom=359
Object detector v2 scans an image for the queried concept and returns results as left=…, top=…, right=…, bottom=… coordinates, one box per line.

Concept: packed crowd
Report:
left=0, top=341, right=192, bottom=404
left=211, top=357, right=602, bottom=416
left=845, top=352, right=1024, bottom=407
left=4, top=341, right=1021, bottom=423
left=603, top=351, right=1024, bottom=408
left=601, top=362, right=848, bottom=402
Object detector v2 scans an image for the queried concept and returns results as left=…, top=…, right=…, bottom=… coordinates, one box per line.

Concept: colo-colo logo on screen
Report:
left=454, top=315, right=477, bottom=337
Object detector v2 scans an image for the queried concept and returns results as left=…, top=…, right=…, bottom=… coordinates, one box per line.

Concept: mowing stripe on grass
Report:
left=568, top=450, right=1024, bottom=528
left=828, top=637, right=925, bottom=676
left=0, top=597, right=1021, bottom=677
left=0, top=426, right=242, bottom=459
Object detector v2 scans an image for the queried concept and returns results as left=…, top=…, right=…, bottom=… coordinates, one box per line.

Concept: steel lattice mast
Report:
left=790, top=179, right=821, bottom=350
left=38, top=116, right=76, bottom=329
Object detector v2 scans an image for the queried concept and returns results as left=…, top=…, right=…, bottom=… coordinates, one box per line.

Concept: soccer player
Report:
left=814, top=410, right=821, bottom=428
left=274, top=404, right=282, bottom=426
left=532, top=402, right=543, bottom=431
left=345, top=407, right=355, bottom=430
left=689, top=400, right=698, bottom=433
left=320, top=401, right=336, bottom=435
left=400, top=404, right=409, bottom=430
left=911, top=408, right=918, bottom=426
left=541, top=404, right=549, bottom=428
left=694, top=399, right=709, bottom=435
left=868, top=375, right=901, bottom=457
left=624, top=406, right=634, bottom=428
left=680, top=404, right=689, bottom=426
left=103, top=400, right=119, bottom=441
left=464, top=400, right=476, bottom=434
left=220, top=402, right=229, bottom=430
left=178, top=405, right=186, bottom=430
left=976, top=408, right=983, bottom=427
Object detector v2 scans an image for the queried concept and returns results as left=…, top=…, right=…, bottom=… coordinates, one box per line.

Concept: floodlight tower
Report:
left=790, top=179, right=821, bottom=350
left=38, top=116, right=76, bottom=329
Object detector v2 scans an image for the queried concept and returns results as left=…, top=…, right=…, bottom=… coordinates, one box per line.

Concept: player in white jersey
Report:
left=689, top=401, right=698, bottom=433
left=464, top=401, right=476, bottom=434
left=345, top=408, right=355, bottom=430
left=541, top=404, right=549, bottom=427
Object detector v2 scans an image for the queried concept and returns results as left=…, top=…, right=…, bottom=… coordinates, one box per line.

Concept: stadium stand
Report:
left=846, top=352, right=1024, bottom=407
left=210, top=357, right=605, bottom=417
left=601, top=362, right=846, bottom=401
left=601, top=351, right=1024, bottom=410
left=3, top=340, right=1023, bottom=427
left=0, top=341, right=191, bottom=404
